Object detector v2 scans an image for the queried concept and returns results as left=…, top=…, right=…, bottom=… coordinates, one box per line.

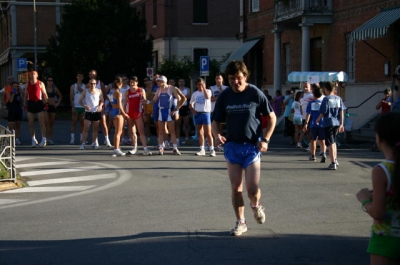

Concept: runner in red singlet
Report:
left=23, top=71, right=48, bottom=147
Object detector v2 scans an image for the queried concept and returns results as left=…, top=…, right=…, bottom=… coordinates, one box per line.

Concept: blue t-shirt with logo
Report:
left=319, top=95, right=346, bottom=127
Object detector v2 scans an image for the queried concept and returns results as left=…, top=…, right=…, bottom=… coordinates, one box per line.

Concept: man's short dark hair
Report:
left=225, top=60, right=249, bottom=78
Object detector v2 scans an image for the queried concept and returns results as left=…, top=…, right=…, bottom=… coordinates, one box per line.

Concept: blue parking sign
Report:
left=17, top=58, right=27, bottom=72
left=200, top=56, right=209, bottom=76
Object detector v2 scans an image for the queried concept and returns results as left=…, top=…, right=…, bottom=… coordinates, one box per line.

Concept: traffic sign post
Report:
left=200, top=56, right=209, bottom=77
left=17, top=58, right=27, bottom=72
left=146, top=68, right=153, bottom=78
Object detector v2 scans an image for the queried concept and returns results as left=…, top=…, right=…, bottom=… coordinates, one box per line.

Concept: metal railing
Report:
left=0, top=125, right=16, bottom=183
left=345, top=91, right=384, bottom=114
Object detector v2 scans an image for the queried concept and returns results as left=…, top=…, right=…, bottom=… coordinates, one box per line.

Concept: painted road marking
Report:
left=27, top=173, right=117, bottom=186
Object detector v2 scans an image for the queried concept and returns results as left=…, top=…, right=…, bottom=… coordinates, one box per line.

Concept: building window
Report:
left=284, top=43, right=291, bottom=82
left=153, top=0, right=158, bottom=26
left=193, top=0, right=208, bottom=23
left=251, top=0, right=259, bottom=12
left=310, top=37, right=322, bottom=71
left=345, top=33, right=355, bottom=82
left=193, top=48, right=208, bottom=66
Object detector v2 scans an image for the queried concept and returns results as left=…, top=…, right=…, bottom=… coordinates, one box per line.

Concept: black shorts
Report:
left=47, top=105, right=56, bottom=113
left=27, top=100, right=44, bottom=114
left=84, top=112, right=102, bottom=121
left=8, top=110, right=22, bottom=122
left=179, top=106, right=190, bottom=117
left=324, top=126, right=339, bottom=146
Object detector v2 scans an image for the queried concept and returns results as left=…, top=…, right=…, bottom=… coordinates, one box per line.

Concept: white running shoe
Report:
left=79, top=144, right=85, bottom=150
left=91, top=143, right=99, bottom=149
left=70, top=139, right=75, bottom=145
left=158, top=147, right=164, bottom=155
left=114, top=148, right=126, bottom=156
left=252, top=205, right=266, bottom=224
left=143, top=149, right=152, bottom=156
left=39, top=138, right=47, bottom=148
left=210, top=150, right=216, bottom=157
left=230, top=221, right=247, bottom=236
left=176, top=139, right=180, bottom=147
left=104, top=139, right=112, bottom=147
left=173, top=148, right=181, bottom=155
left=196, top=149, right=206, bottom=156
left=128, top=147, right=138, bottom=155
left=48, top=139, right=54, bottom=145
left=32, top=138, right=38, bottom=148
left=15, top=138, right=21, bottom=145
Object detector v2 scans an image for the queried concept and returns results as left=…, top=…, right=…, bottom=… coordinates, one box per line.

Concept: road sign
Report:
left=146, top=68, right=153, bottom=77
left=200, top=56, right=209, bottom=76
left=17, top=58, right=27, bottom=72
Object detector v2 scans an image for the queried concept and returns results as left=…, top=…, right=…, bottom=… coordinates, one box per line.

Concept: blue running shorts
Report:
left=194, top=113, right=211, bottom=125
left=224, top=142, right=261, bottom=168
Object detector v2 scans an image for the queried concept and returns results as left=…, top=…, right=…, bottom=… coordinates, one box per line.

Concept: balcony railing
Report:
left=275, top=0, right=332, bottom=20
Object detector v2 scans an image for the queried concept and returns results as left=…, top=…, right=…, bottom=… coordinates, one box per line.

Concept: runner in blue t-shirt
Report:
left=303, top=85, right=326, bottom=163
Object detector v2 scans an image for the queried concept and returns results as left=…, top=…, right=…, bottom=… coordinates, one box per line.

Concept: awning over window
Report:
left=351, top=6, right=400, bottom=41
left=288, top=71, right=348, bottom=83
left=219, top=38, right=261, bottom=73
left=0, top=50, right=9, bottom=66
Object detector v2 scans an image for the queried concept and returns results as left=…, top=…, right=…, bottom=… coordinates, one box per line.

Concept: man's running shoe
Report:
left=48, top=139, right=54, bottom=145
left=39, top=138, right=47, bottom=148
left=70, top=139, right=75, bottom=145
left=79, top=144, right=85, bottom=150
left=320, top=155, right=326, bottom=163
left=335, top=159, right=339, bottom=166
left=309, top=155, right=316, bottom=161
left=305, top=146, right=311, bottom=153
left=252, top=205, right=266, bottom=224
left=158, top=147, right=164, bottom=155
left=91, top=143, right=99, bottom=150
left=185, top=138, right=191, bottom=145
left=196, top=149, right=206, bottom=156
left=230, top=221, right=247, bottom=236
left=128, top=147, right=138, bottom=155
left=210, top=150, right=216, bottom=157
left=296, top=142, right=302, bottom=148
left=15, top=138, right=21, bottom=145
left=173, top=148, right=181, bottom=155
left=113, top=148, right=126, bottom=156
left=217, top=146, right=224, bottom=152
left=143, top=149, right=152, bottom=156
left=31, top=138, right=38, bottom=148
left=328, top=163, right=337, bottom=170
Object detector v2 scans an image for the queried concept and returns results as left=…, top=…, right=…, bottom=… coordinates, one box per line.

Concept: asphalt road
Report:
left=0, top=118, right=380, bottom=265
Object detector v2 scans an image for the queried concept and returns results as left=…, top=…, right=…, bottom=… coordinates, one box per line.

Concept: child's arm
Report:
left=339, top=109, right=345, bottom=133
left=315, top=113, right=323, bottom=125
left=302, top=113, right=310, bottom=132
left=356, top=165, right=387, bottom=220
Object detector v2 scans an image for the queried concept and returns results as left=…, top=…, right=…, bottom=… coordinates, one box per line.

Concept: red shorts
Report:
left=128, top=111, right=142, bottom=120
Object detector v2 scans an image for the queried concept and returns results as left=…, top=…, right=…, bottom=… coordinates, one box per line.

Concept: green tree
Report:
left=45, top=0, right=153, bottom=99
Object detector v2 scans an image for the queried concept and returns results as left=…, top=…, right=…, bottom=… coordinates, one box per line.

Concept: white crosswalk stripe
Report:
left=0, top=157, right=118, bottom=206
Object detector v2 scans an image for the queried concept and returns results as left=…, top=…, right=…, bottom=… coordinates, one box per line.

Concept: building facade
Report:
left=0, top=1, right=70, bottom=84
left=129, top=0, right=242, bottom=72
left=233, top=0, right=400, bottom=128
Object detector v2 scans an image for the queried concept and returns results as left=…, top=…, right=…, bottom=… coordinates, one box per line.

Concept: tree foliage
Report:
left=45, top=0, right=153, bottom=97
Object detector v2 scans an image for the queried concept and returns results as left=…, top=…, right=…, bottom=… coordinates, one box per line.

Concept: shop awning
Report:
left=351, top=6, right=400, bottom=41
left=288, top=71, right=348, bottom=83
left=0, top=50, right=9, bottom=66
left=220, top=38, right=261, bottom=73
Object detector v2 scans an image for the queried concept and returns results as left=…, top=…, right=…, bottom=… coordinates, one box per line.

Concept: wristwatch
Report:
left=261, top=138, right=270, bottom=144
